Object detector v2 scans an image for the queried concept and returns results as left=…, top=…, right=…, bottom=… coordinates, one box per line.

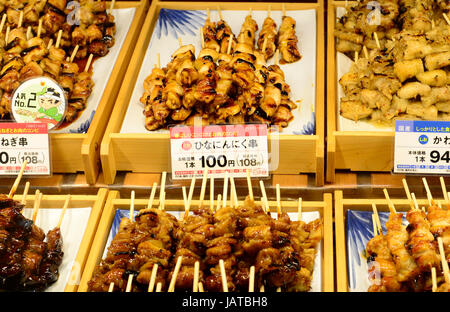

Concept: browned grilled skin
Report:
left=277, top=16, right=301, bottom=64
left=0, top=197, right=64, bottom=291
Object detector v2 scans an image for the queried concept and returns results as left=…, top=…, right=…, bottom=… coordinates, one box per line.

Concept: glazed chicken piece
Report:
left=257, top=16, right=277, bottom=60
left=277, top=15, right=301, bottom=63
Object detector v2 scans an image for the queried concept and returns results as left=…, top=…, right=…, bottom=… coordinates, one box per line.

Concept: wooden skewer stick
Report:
left=219, top=259, right=228, bottom=292
left=354, top=50, right=359, bottom=63
left=69, top=45, right=79, bottom=63
left=32, top=191, right=43, bottom=223
left=26, top=26, right=32, bottom=40
left=5, top=26, right=10, bottom=45
left=160, top=171, right=167, bottom=202
left=402, top=178, right=415, bottom=210
left=160, top=190, right=166, bottom=211
left=217, top=6, right=222, bottom=20
left=260, top=285, right=265, bottom=292
left=443, top=13, right=450, bottom=26
left=372, top=214, right=378, bottom=236
left=371, top=203, right=382, bottom=235
left=108, top=282, right=114, bottom=292
left=268, top=5, right=271, bottom=18
left=129, top=190, right=135, bottom=221
left=199, top=170, right=208, bottom=208
left=55, top=29, right=63, bottom=49
left=249, top=8, right=252, bottom=17
left=198, top=282, right=204, bottom=292
left=125, top=274, right=133, bottom=292
left=298, top=198, right=302, bottom=221
left=437, top=237, right=450, bottom=284
left=148, top=263, right=158, bottom=292
left=373, top=32, right=381, bottom=49
left=0, top=14, right=6, bottom=33
left=182, top=186, right=188, bottom=216
left=109, top=0, right=116, bottom=14
left=209, top=176, right=214, bottom=212
left=439, top=177, right=449, bottom=206
left=37, top=18, right=43, bottom=38
left=20, top=181, right=30, bottom=206
left=262, top=36, right=268, bottom=53
left=383, top=188, right=396, bottom=214
left=206, top=8, right=210, bottom=20
left=18, top=10, right=23, bottom=28
left=431, top=267, right=437, bottom=292
left=168, top=256, right=183, bottom=292
left=226, top=33, right=233, bottom=55
left=200, top=27, right=205, bottom=49
left=8, top=160, right=28, bottom=198
left=57, top=195, right=71, bottom=228
left=156, top=53, right=161, bottom=69
left=222, top=172, right=229, bottom=209
left=431, top=19, right=435, bottom=29
left=229, top=176, right=238, bottom=208
left=155, top=282, right=162, bottom=292
left=84, top=54, right=93, bottom=72
left=411, top=193, right=419, bottom=211
left=146, top=182, right=158, bottom=209
left=184, top=176, right=196, bottom=219
left=276, top=184, right=282, bottom=216
left=47, top=38, right=53, bottom=50
left=216, top=194, right=221, bottom=211
left=259, top=180, right=269, bottom=212
left=282, top=3, right=286, bottom=17
left=362, top=46, right=369, bottom=59
left=193, top=261, right=200, bottom=292
left=422, top=177, right=434, bottom=206
left=178, top=37, right=182, bottom=47
left=248, top=266, right=255, bottom=292
left=246, top=169, right=254, bottom=201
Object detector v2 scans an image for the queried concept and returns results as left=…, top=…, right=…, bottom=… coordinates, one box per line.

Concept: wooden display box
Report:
left=78, top=190, right=334, bottom=292
left=51, top=0, right=148, bottom=184
left=326, top=0, right=394, bottom=183
left=100, top=0, right=326, bottom=186
left=334, top=190, right=448, bottom=292
left=13, top=188, right=109, bottom=292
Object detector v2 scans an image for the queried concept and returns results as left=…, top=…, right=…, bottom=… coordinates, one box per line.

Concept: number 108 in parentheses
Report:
left=198, top=155, right=259, bottom=168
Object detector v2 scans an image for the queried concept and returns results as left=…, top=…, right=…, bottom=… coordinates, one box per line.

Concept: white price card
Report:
left=170, top=124, right=269, bottom=179
left=394, top=120, right=450, bottom=175
left=0, top=123, right=51, bottom=176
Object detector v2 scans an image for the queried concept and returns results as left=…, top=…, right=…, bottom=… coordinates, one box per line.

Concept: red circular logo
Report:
left=182, top=141, right=192, bottom=151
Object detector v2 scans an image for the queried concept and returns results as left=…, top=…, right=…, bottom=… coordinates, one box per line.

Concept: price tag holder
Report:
left=0, top=123, right=51, bottom=176
left=170, top=124, right=269, bottom=179
left=394, top=120, right=450, bottom=175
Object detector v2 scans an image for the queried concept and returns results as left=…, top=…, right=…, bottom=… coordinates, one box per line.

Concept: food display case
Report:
left=100, top=0, right=326, bottom=186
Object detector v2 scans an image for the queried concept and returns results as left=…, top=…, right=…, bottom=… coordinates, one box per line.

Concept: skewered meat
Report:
left=277, top=16, right=301, bottom=63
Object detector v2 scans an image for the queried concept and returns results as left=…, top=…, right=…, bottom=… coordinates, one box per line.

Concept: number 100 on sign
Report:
left=170, top=124, right=269, bottom=179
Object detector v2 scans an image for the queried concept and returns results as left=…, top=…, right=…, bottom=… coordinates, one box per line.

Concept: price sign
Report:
left=394, top=120, right=450, bottom=175
left=170, top=124, right=269, bottom=179
left=0, top=123, right=51, bottom=176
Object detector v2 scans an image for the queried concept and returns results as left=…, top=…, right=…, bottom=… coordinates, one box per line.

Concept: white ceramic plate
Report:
left=105, top=209, right=322, bottom=292
left=21, top=207, right=93, bottom=292
left=120, top=8, right=317, bottom=135
left=51, top=7, right=137, bottom=134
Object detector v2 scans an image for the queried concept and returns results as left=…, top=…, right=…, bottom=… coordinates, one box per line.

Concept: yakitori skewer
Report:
left=443, top=13, right=450, bottom=26
left=229, top=176, right=238, bottom=208
left=373, top=32, right=381, bottom=49
left=383, top=188, right=397, bottom=214
left=210, top=176, right=214, bottom=211
left=259, top=180, right=269, bottom=212
left=216, top=194, right=221, bottom=211
left=8, top=160, right=28, bottom=198
left=125, top=274, right=134, bottom=292
left=0, top=14, right=6, bottom=33
left=198, top=281, right=204, bottom=292
left=148, top=263, right=158, bottom=292
left=246, top=169, right=254, bottom=201
left=160, top=171, right=167, bottom=200
left=184, top=176, right=196, bottom=218
left=168, top=256, right=183, bottom=292
left=109, top=0, right=116, bottom=14
left=193, top=261, right=200, bottom=292
left=249, top=266, right=255, bottom=292
left=276, top=184, right=282, bottom=216
left=70, top=45, right=79, bottom=63
left=146, top=182, right=158, bottom=209
left=198, top=170, right=208, bottom=208
left=57, top=195, right=71, bottom=229
left=37, top=18, right=42, bottom=38
left=402, top=178, right=415, bottom=210
left=129, top=190, right=135, bottom=221
left=108, top=282, right=115, bottom=292
left=5, top=26, right=10, bottom=44
left=298, top=197, right=303, bottom=221
left=32, top=190, right=42, bottom=223
left=84, top=54, right=94, bottom=72
left=182, top=186, right=188, bottom=215
left=222, top=172, right=229, bottom=209
left=55, top=29, right=63, bottom=49
left=439, top=177, right=449, bottom=207
left=422, top=177, right=434, bottom=206
left=362, top=46, right=369, bottom=59
left=219, top=259, right=228, bottom=292
left=410, top=193, right=419, bottom=211
left=20, top=181, right=30, bottom=206
left=371, top=203, right=382, bottom=235
left=155, top=282, right=162, bottom=292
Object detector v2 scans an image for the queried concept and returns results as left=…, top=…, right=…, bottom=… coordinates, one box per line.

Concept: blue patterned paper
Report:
left=155, top=9, right=206, bottom=39
left=346, top=210, right=407, bottom=291
left=69, top=110, right=96, bottom=133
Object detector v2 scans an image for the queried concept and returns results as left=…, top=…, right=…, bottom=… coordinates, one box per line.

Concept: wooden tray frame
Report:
left=12, top=188, right=109, bottom=292
left=100, top=0, right=326, bottom=186
left=78, top=190, right=334, bottom=292
left=50, top=0, right=148, bottom=184
left=326, top=0, right=395, bottom=183
left=334, top=190, right=449, bottom=292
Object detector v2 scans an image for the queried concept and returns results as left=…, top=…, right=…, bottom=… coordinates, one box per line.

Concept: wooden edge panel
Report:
left=323, top=193, right=334, bottom=292
left=82, top=0, right=150, bottom=185
left=334, top=190, right=348, bottom=292
left=78, top=190, right=121, bottom=291
left=65, top=188, right=109, bottom=292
